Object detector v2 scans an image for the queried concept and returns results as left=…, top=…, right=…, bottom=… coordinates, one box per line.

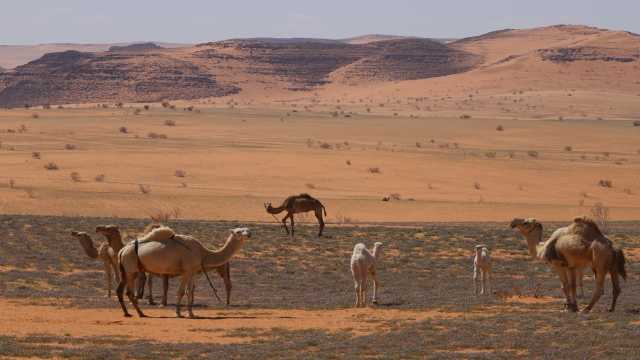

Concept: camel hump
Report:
left=139, top=226, right=175, bottom=242
left=571, top=216, right=604, bottom=238
left=298, top=193, right=315, bottom=199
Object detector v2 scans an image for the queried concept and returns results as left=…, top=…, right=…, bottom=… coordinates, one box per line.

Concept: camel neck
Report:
left=524, top=228, right=544, bottom=259
left=203, top=234, right=245, bottom=269
left=372, top=246, right=382, bottom=260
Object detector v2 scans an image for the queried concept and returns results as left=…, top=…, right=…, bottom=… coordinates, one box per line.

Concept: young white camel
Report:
left=473, top=244, right=492, bottom=295
left=350, top=242, right=383, bottom=307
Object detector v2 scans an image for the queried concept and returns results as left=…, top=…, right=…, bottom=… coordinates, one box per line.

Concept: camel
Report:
left=473, top=245, right=492, bottom=295
left=265, top=193, right=327, bottom=237
left=511, top=217, right=626, bottom=312
left=350, top=242, right=383, bottom=307
left=136, top=223, right=233, bottom=306
left=509, top=219, right=586, bottom=298
left=117, top=226, right=250, bottom=318
left=71, top=231, right=119, bottom=297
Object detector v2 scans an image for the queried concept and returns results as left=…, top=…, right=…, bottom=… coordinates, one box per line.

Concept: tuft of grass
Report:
left=70, top=172, right=81, bottom=182
left=138, top=184, right=151, bottom=194
left=598, top=179, right=613, bottom=188
left=527, top=150, right=539, bottom=158
left=496, top=125, right=504, bottom=131
left=147, top=132, right=168, bottom=139
left=119, top=126, right=128, bottom=134
left=31, top=152, right=41, bottom=159
left=473, top=182, right=481, bottom=190
left=164, top=119, right=176, bottom=127
left=44, top=162, right=59, bottom=171
left=174, top=169, right=186, bottom=178
left=367, top=167, right=381, bottom=174
left=564, top=146, right=572, bottom=152
left=305, top=183, right=316, bottom=189
left=64, top=144, right=76, bottom=150
left=459, top=114, right=471, bottom=119
left=94, top=174, right=106, bottom=182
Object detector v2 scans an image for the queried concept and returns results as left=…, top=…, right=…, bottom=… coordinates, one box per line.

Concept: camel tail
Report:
left=613, top=248, right=627, bottom=280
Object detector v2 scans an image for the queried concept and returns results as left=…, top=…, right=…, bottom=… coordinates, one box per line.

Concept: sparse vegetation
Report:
left=367, top=167, right=381, bottom=174
left=147, top=132, right=168, bottom=139
left=496, top=125, right=504, bottom=131
left=305, top=183, right=316, bottom=189
left=174, top=169, right=186, bottom=178
left=459, top=114, right=471, bottom=119
left=564, top=146, right=572, bottom=152
left=473, top=182, right=481, bottom=190
left=527, top=150, right=539, bottom=158
left=633, top=120, right=640, bottom=127
left=598, top=179, right=613, bottom=188
left=64, top=144, right=76, bottom=150
left=164, top=119, right=176, bottom=126
left=70, top=172, right=81, bottom=182
left=119, top=126, right=128, bottom=134
left=31, top=152, right=41, bottom=159
left=44, top=162, right=59, bottom=170
left=31, top=113, right=39, bottom=119
left=138, top=184, right=151, bottom=194
left=94, top=174, right=106, bottom=182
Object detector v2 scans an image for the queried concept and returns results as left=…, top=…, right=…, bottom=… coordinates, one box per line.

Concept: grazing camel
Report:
left=265, top=193, right=327, bottom=237
left=117, top=226, right=250, bottom=318
left=473, top=245, right=492, bottom=295
left=511, top=217, right=626, bottom=312
left=71, top=231, right=119, bottom=297
left=350, top=242, right=383, bottom=307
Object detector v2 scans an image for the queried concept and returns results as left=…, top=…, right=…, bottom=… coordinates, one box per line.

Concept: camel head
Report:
left=70, top=231, right=90, bottom=241
left=509, top=218, right=541, bottom=235
left=372, top=242, right=383, bottom=258
left=263, top=202, right=272, bottom=211
left=230, top=227, right=251, bottom=239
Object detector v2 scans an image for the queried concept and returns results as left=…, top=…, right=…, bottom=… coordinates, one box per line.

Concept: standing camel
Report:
left=71, top=231, right=119, bottom=297
left=511, top=217, right=626, bottom=312
left=265, top=193, right=327, bottom=237
left=117, top=226, right=250, bottom=318
left=350, top=242, right=383, bottom=307
left=473, top=245, right=492, bottom=295
left=509, top=219, right=586, bottom=298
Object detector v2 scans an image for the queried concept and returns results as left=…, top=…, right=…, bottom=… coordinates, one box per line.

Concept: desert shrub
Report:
left=70, top=172, right=81, bottom=182
left=174, top=169, right=186, bottom=178
left=598, top=179, right=613, bottom=188
left=18, top=124, right=27, bottom=133
left=42, top=104, right=51, bottom=109
left=633, top=120, right=640, bottom=127
left=138, top=184, right=151, bottom=194
left=164, top=119, right=176, bottom=126
left=623, top=188, right=633, bottom=195
left=485, top=152, right=496, bottom=158
left=368, top=167, right=381, bottom=174
left=346, top=160, right=352, bottom=166
left=473, top=182, right=481, bottom=190
left=94, top=174, right=106, bottom=182
left=169, top=105, right=176, bottom=110
left=119, top=126, right=128, bottom=133
left=44, top=162, right=59, bottom=170
left=389, top=193, right=402, bottom=200
left=527, top=150, right=539, bottom=158
left=147, top=132, right=168, bottom=139
left=31, top=113, right=39, bottom=119
left=590, top=202, right=610, bottom=234
left=144, top=105, right=150, bottom=110
left=24, top=187, right=36, bottom=199
left=564, top=146, right=573, bottom=152
left=115, top=102, right=123, bottom=108
left=31, top=151, right=41, bottom=159
left=134, top=109, right=141, bottom=115
left=9, top=179, right=15, bottom=188
left=496, top=125, right=504, bottom=131
left=319, top=142, right=332, bottom=150
left=161, top=101, right=171, bottom=108
left=460, top=114, right=471, bottom=119
left=64, top=144, right=76, bottom=150
left=415, top=142, right=421, bottom=148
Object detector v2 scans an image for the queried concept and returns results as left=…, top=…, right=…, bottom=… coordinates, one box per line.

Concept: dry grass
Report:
left=368, top=167, right=381, bottom=174
left=69, top=172, right=81, bottom=182
left=174, top=169, right=187, bottom=178
left=598, top=179, right=613, bottom=188
left=43, top=162, right=59, bottom=171
left=138, top=184, right=151, bottom=194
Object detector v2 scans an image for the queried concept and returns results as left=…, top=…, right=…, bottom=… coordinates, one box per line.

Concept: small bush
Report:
left=64, top=144, right=76, bottom=150
left=598, top=179, right=613, bottom=188
left=161, top=101, right=171, bottom=108
left=460, top=114, right=471, bottom=119
left=590, top=202, right=610, bottom=234
left=119, top=126, right=128, bottom=134
left=496, top=125, right=504, bottom=131
left=144, top=105, right=150, bottom=110
left=32, top=113, right=39, bottom=119
left=9, top=179, right=15, bottom=188
left=527, top=150, right=539, bottom=158
left=134, top=109, right=142, bottom=115
left=623, top=188, right=633, bottom=195
left=147, top=132, right=168, bottom=139
left=70, top=172, right=81, bottom=182
left=473, top=182, right=481, bottom=190
left=368, top=167, right=381, bottom=174
left=485, top=152, right=496, bottom=158
left=389, top=193, right=402, bottom=201
left=95, top=174, right=106, bottom=182
left=44, top=162, right=59, bottom=170
left=633, top=120, right=640, bottom=127
left=164, top=119, right=176, bottom=126
left=174, top=169, right=186, bottom=178
left=564, top=146, right=573, bottom=152
left=319, top=142, right=332, bottom=150
left=32, top=152, right=41, bottom=159
left=138, top=184, right=151, bottom=194
left=346, top=160, right=352, bottom=166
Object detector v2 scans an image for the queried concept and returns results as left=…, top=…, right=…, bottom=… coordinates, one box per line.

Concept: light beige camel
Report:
left=473, top=245, right=492, bottom=295
left=117, top=226, right=250, bottom=318
left=509, top=219, right=586, bottom=298
left=511, top=217, right=626, bottom=312
left=350, top=242, right=383, bottom=307
left=71, top=231, right=119, bottom=297
left=265, top=193, right=327, bottom=237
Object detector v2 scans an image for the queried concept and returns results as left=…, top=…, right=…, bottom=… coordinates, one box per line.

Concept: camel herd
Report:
left=71, top=193, right=628, bottom=318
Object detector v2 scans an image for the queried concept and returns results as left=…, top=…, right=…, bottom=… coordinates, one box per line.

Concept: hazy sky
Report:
left=1, top=1, right=638, bottom=44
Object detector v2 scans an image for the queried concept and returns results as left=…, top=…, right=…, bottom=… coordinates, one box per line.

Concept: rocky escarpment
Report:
left=0, top=50, right=239, bottom=107
left=539, top=47, right=639, bottom=63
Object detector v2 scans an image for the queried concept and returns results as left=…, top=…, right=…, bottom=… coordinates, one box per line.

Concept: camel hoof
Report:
left=124, top=313, right=132, bottom=318
left=139, top=313, right=147, bottom=318
left=372, top=300, right=378, bottom=305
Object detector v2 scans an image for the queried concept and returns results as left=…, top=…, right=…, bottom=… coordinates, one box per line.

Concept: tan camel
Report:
left=136, top=223, right=233, bottom=306
left=350, top=242, right=383, bottom=307
left=473, top=245, right=492, bottom=295
left=265, top=193, right=327, bottom=237
left=509, top=219, right=586, bottom=298
left=117, top=226, right=250, bottom=318
left=71, top=231, right=118, bottom=297
left=511, top=217, right=626, bottom=312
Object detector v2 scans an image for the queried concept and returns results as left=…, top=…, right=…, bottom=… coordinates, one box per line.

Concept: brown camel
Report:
left=511, top=217, right=626, bottom=312
left=265, top=193, right=327, bottom=237
left=117, top=226, right=250, bottom=318
left=71, top=231, right=119, bottom=297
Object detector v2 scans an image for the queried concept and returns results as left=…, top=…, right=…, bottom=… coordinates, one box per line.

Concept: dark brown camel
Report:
left=265, top=193, right=327, bottom=237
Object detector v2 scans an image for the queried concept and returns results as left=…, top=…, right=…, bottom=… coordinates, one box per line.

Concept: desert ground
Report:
left=1, top=216, right=640, bottom=359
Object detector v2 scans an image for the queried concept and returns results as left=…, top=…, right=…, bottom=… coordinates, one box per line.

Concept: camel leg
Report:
left=187, top=278, right=196, bottom=318
left=126, top=273, right=145, bottom=317
left=116, top=277, right=131, bottom=317
left=315, top=209, right=325, bottom=237
left=371, top=271, right=379, bottom=304
left=577, top=268, right=584, bottom=298
left=111, top=260, right=120, bottom=284
left=557, top=268, right=574, bottom=311
left=104, top=261, right=112, bottom=298
left=147, top=274, right=156, bottom=305
left=583, top=269, right=606, bottom=313
left=361, top=274, right=368, bottom=307
left=354, top=280, right=361, bottom=307
left=290, top=214, right=295, bottom=238
left=176, top=273, right=191, bottom=318
left=281, top=214, right=290, bottom=235
left=609, top=271, right=621, bottom=312
left=473, top=266, right=479, bottom=295
left=136, top=272, right=146, bottom=299
left=481, top=270, right=487, bottom=295
left=220, top=263, right=232, bottom=306
left=162, top=276, right=169, bottom=307
left=567, top=268, right=578, bottom=311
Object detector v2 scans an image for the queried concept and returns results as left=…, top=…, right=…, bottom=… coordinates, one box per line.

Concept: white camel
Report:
left=473, top=244, right=492, bottom=295
left=350, top=242, right=383, bottom=307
